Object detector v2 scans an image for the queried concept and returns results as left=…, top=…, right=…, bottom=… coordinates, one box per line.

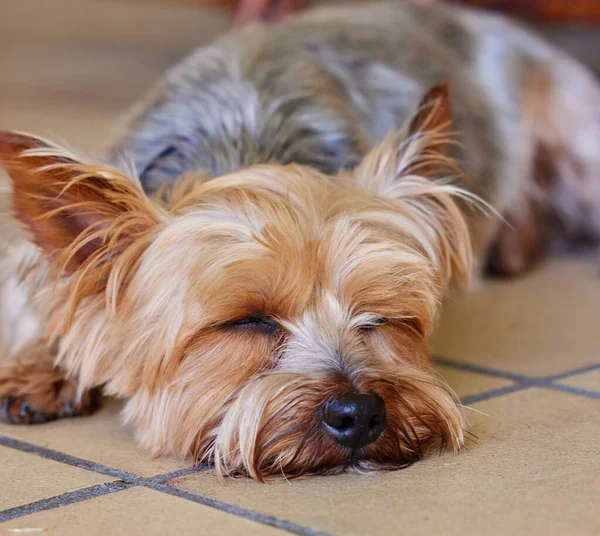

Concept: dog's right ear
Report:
left=0, top=131, right=163, bottom=271
left=353, top=85, right=474, bottom=285
left=354, top=83, right=456, bottom=194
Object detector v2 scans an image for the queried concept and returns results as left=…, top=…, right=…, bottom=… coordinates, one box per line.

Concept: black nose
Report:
left=322, top=393, right=386, bottom=448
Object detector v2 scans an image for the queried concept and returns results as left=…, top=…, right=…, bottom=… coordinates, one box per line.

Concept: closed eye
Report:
left=358, top=315, right=423, bottom=336
left=357, top=316, right=389, bottom=330
left=224, top=315, right=280, bottom=335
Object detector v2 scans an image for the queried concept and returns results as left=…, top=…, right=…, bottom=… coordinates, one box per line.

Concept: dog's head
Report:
left=0, top=85, right=475, bottom=480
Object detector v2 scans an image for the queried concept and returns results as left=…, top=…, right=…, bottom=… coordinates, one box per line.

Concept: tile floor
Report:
left=1, top=2, right=599, bottom=535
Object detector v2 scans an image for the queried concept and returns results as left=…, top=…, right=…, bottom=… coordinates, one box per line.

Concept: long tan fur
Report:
left=0, top=85, right=476, bottom=479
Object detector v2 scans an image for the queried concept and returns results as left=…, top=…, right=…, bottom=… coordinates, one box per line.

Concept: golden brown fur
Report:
left=0, top=340, right=99, bottom=424
left=0, top=86, right=476, bottom=479
left=3, top=0, right=600, bottom=481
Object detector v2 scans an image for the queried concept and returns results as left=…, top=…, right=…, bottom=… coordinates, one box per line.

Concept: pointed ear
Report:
left=355, top=83, right=458, bottom=194
left=353, top=84, right=475, bottom=285
left=0, top=131, right=162, bottom=271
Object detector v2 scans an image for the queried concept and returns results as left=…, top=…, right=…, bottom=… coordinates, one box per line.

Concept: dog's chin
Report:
left=208, top=367, right=465, bottom=482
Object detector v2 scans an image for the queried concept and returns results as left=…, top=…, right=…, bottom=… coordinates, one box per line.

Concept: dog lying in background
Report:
left=1, top=1, right=599, bottom=480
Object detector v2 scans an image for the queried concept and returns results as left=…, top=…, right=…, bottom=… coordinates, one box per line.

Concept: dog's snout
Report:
left=322, top=393, right=386, bottom=448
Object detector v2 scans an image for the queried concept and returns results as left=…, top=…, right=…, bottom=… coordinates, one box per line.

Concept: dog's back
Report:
left=107, top=3, right=535, bottom=185
left=109, top=1, right=600, bottom=271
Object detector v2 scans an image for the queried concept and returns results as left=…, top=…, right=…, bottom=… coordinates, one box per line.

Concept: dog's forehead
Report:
left=164, top=168, right=400, bottom=244
left=142, top=168, right=439, bottom=325
left=152, top=218, right=432, bottom=326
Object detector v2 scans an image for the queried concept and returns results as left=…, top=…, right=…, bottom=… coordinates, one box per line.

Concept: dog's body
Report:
left=109, top=1, right=600, bottom=268
left=1, top=1, right=599, bottom=479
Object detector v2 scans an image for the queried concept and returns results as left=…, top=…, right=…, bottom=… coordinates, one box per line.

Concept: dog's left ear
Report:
left=355, top=83, right=455, bottom=193
left=354, top=84, right=473, bottom=284
left=0, top=131, right=163, bottom=272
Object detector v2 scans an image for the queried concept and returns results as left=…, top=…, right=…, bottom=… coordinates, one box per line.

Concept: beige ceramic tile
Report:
left=0, top=400, right=188, bottom=478
left=0, top=46, right=157, bottom=158
left=2, top=487, right=286, bottom=535
left=0, top=102, right=118, bottom=158
left=171, top=389, right=600, bottom=536
left=0, top=0, right=227, bottom=49
left=1, top=4, right=598, bottom=536
left=0, top=446, right=112, bottom=511
left=557, top=369, right=600, bottom=392
left=435, top=364, right=512, bottom=398
left=0, top=2, right=225, bottom=159
left=433, top=258, right=600, bottom=376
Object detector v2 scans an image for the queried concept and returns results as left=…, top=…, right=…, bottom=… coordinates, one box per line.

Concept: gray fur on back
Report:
left=106, top=1, right=558, bottom=200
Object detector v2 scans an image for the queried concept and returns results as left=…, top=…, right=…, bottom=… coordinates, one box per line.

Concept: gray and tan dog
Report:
left=0, top=1, right=599, bottom=480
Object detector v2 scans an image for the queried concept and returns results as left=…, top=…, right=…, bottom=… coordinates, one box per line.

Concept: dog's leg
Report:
left=485, top=196, right=545, bottom=277
left=527, top=61, right=600, bottom=244
left=0, top=223, right=99, bottom=424
left=487, top=58, right=600, bottom=276
left=0, top=340, right=99, bottom=425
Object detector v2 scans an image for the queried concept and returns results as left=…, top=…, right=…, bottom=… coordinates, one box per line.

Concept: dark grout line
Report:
left=436, top=355, right=600, bottom=404
left=0, top=463, right=212, bottom=526
left=0, top=474, right=328, bottom=536
left=436, top=355, right=600, bottom=385
left=1, top=357, right=597, bottom=531
left=434, top=356, right=532, bottom=383
left=547, top=363, right=600, bottom=381
left=460, top=383, right=531, bottom=405
left=0, top=436, right=325, bottom=535
left=0, top=435, right=138, bottom=482
left=546, top=383, right=600, bottom=400
left=144, top=464, right=210, bottom=485
left=148, top=482, right=333, bottom=536
left=0, top=481, right=132, bottom=523
left=0, top=434, right=211, bottom=485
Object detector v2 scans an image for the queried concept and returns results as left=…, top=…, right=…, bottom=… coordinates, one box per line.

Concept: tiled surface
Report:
left=170, top=389, right=600, bottom=536
left=0, top=446, right=112, bottom=511
left=2, top=487, right=288, bottom=535
left=0, top=401, right=188, bottom=478
left=557, top=369, right=600, bottom=393
left=1, top=1, right=599, bottom=535
left=433, top=259, right=600, bottom=377
left=433, top=364, right=512, bottom=398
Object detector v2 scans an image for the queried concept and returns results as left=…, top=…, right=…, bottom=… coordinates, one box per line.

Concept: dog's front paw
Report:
left=0, top=346, right=99, bottom=425
left=0, top=392, right=94, bottom=425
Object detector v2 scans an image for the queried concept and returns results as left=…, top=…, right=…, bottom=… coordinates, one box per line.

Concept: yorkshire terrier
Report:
left=1, top=1, right=599, bottom=480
